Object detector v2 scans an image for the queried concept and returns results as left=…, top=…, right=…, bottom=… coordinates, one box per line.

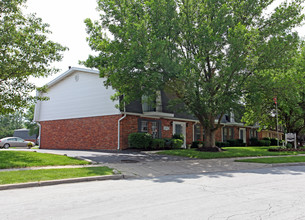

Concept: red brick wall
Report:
left=40, top=113, right=259, bottom=150
left=120, top=116, right=196, bottom=149
left=40, top=115, right=121, bottom=150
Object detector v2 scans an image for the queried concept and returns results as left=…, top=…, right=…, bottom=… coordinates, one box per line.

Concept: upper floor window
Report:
left=142, top=91, right=162, bottom=112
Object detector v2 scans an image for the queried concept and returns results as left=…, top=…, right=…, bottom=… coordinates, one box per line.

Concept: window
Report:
left=194, top=124, right=201, bottom=141
left=249, top=129, right=257, bottom=138
left=141, top=91, right=162, bottom=112
left=152, top=121, right=158, bottom=139
left=141, top=121, right=148, bottom=132
left=138, top=119, right=160, bottom=138
left=223, top=127, right=234, bottom=142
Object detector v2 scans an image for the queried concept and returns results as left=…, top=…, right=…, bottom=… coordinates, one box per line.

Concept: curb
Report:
left=0, top=174, right=127, bottom=191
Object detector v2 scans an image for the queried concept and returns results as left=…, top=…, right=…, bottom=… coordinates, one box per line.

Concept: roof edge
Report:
left=46, top=67, right=99, bottom=88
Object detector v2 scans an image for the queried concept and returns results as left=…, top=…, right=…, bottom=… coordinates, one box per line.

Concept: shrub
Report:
left=172, top=139, right=183, bottom=149
left=236, top=139, right=246, bottom=146
left=172, top=133, right=184, bottom=141
left=128, top=133, right=152, bottom=149
left=250, top=138, right=259, bottom=146
left=227, top=139, right=237, bottom=146
left=163, top=138, right=173, bottom=149
left=270, top=138, right=278, bottom=146
left=216, top=141, right=230, bottom=147
left=151, top=138, right=165, bottom=150
left=227, top=139, right=245, bottom=147
left=258, top=140, right=271, bottom=146
left=263, top=137, right=271, bottom=141
left=286, top=142, right=293, bottom=148
left=192, top=141, right=204, bottom=148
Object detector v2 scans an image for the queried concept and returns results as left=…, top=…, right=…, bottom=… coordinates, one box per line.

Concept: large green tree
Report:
left=243, top=45, right=305, bottom=138
left=0, top=0, right=67, bottom=114
left=0, top=112, right=24, bottom=138
left=84, top=0, right=304, bottom=148
left=24, top=105, right=38, bottom=136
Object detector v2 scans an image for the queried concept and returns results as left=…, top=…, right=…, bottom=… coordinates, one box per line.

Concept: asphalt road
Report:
left=1, top=165, right=305, bottom=220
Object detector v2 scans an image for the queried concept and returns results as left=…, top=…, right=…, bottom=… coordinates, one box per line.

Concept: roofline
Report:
left=46, top=67, right=99, bottom=88
left=34, top=67, right=99, bottom=122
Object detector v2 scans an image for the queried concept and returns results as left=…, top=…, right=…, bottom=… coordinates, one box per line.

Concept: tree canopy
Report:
left=0, top=112, right=24, bottom=138
left=243, top=44, right=305, bottom=137
left=84, top=0, right=304, bottom=148
left=0, top=0, right=67, bottom=114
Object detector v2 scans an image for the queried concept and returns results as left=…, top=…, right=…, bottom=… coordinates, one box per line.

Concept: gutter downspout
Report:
left=37, top=122, right=41, bottom=147
left=117, top=103, right=126, bottom=151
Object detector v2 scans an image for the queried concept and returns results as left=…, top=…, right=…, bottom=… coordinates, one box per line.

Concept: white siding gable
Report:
left=36, top=70, right=120, bottom=121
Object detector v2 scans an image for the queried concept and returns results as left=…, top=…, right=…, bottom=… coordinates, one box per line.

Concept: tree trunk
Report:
left=204, top=127, right=216, bottom=148
left=198, top=114, right=221, bottom=151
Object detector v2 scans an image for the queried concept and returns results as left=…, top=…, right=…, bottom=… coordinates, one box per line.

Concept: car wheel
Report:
left=3, top=144, right=10, bottom=149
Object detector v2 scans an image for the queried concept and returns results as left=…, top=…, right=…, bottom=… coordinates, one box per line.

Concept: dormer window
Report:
left=142, top=91, right=162, bottom=112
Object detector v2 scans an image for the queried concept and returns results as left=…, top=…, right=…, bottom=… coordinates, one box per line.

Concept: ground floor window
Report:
left=223, top=127, right=234, bottom=142
left=194, top=124, right=202, bottom=141
left=249, top=129, right=258, bottom=138
left=138, top=119, right=161, bottom=138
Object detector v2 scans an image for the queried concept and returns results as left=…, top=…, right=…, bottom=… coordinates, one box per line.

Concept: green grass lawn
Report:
left=157, top=147, right=305, bottom=159
left=0, top=167, right=114, bottom=185
left=235, top=156, right=305, bottom=164
left=0, top=151, right=90, bottom=169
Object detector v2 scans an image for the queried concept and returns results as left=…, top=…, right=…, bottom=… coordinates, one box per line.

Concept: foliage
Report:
left=258, top=140, right=271, bottom=146
left=172, top=139, right=183, bottom=149
left=163, top=138, right=173, bottom=148
left=192, top=141, right=204, bottom=148
left=172, top=133, right=184, bottom=141
left=249, top=137, right=259, bottom=146
left=0, top=112, right=24, bottom=138
left=24, top=105, right=39, bottom=136
left=0, top=151, right=89, bottom=169
left=243, top=46, right=305, bottom=139
left=227, top=139, right=246, bottom=147
left=0, top=167, right=113, bottom=185
left=151, top=138, right=165, bottom=150
left=215, top=141, right=230, bottom=147
left=0, top=0, right=67, bottom=114
left=157, top=147, right=305, bottom=159
left=128, top=133, right=152, bottom=149
left=84, top=0, right=304, bottom=148
left=286, top=142, right=293, bottom=148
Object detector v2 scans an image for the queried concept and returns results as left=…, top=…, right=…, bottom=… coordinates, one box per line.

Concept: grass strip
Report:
left=0, top=151, right=90, bottom=169
left=0, top=167, right=114, bottom=185
left=235, top=156, right=305, bottom=164
left=157, top=147, right=305, bottom=159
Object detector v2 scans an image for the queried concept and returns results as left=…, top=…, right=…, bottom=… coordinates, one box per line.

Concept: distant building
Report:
left=14, top=129, right=37, bottom=144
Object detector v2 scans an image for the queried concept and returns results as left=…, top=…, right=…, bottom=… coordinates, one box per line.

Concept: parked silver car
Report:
left=0, top=137, right=35, bottom=149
